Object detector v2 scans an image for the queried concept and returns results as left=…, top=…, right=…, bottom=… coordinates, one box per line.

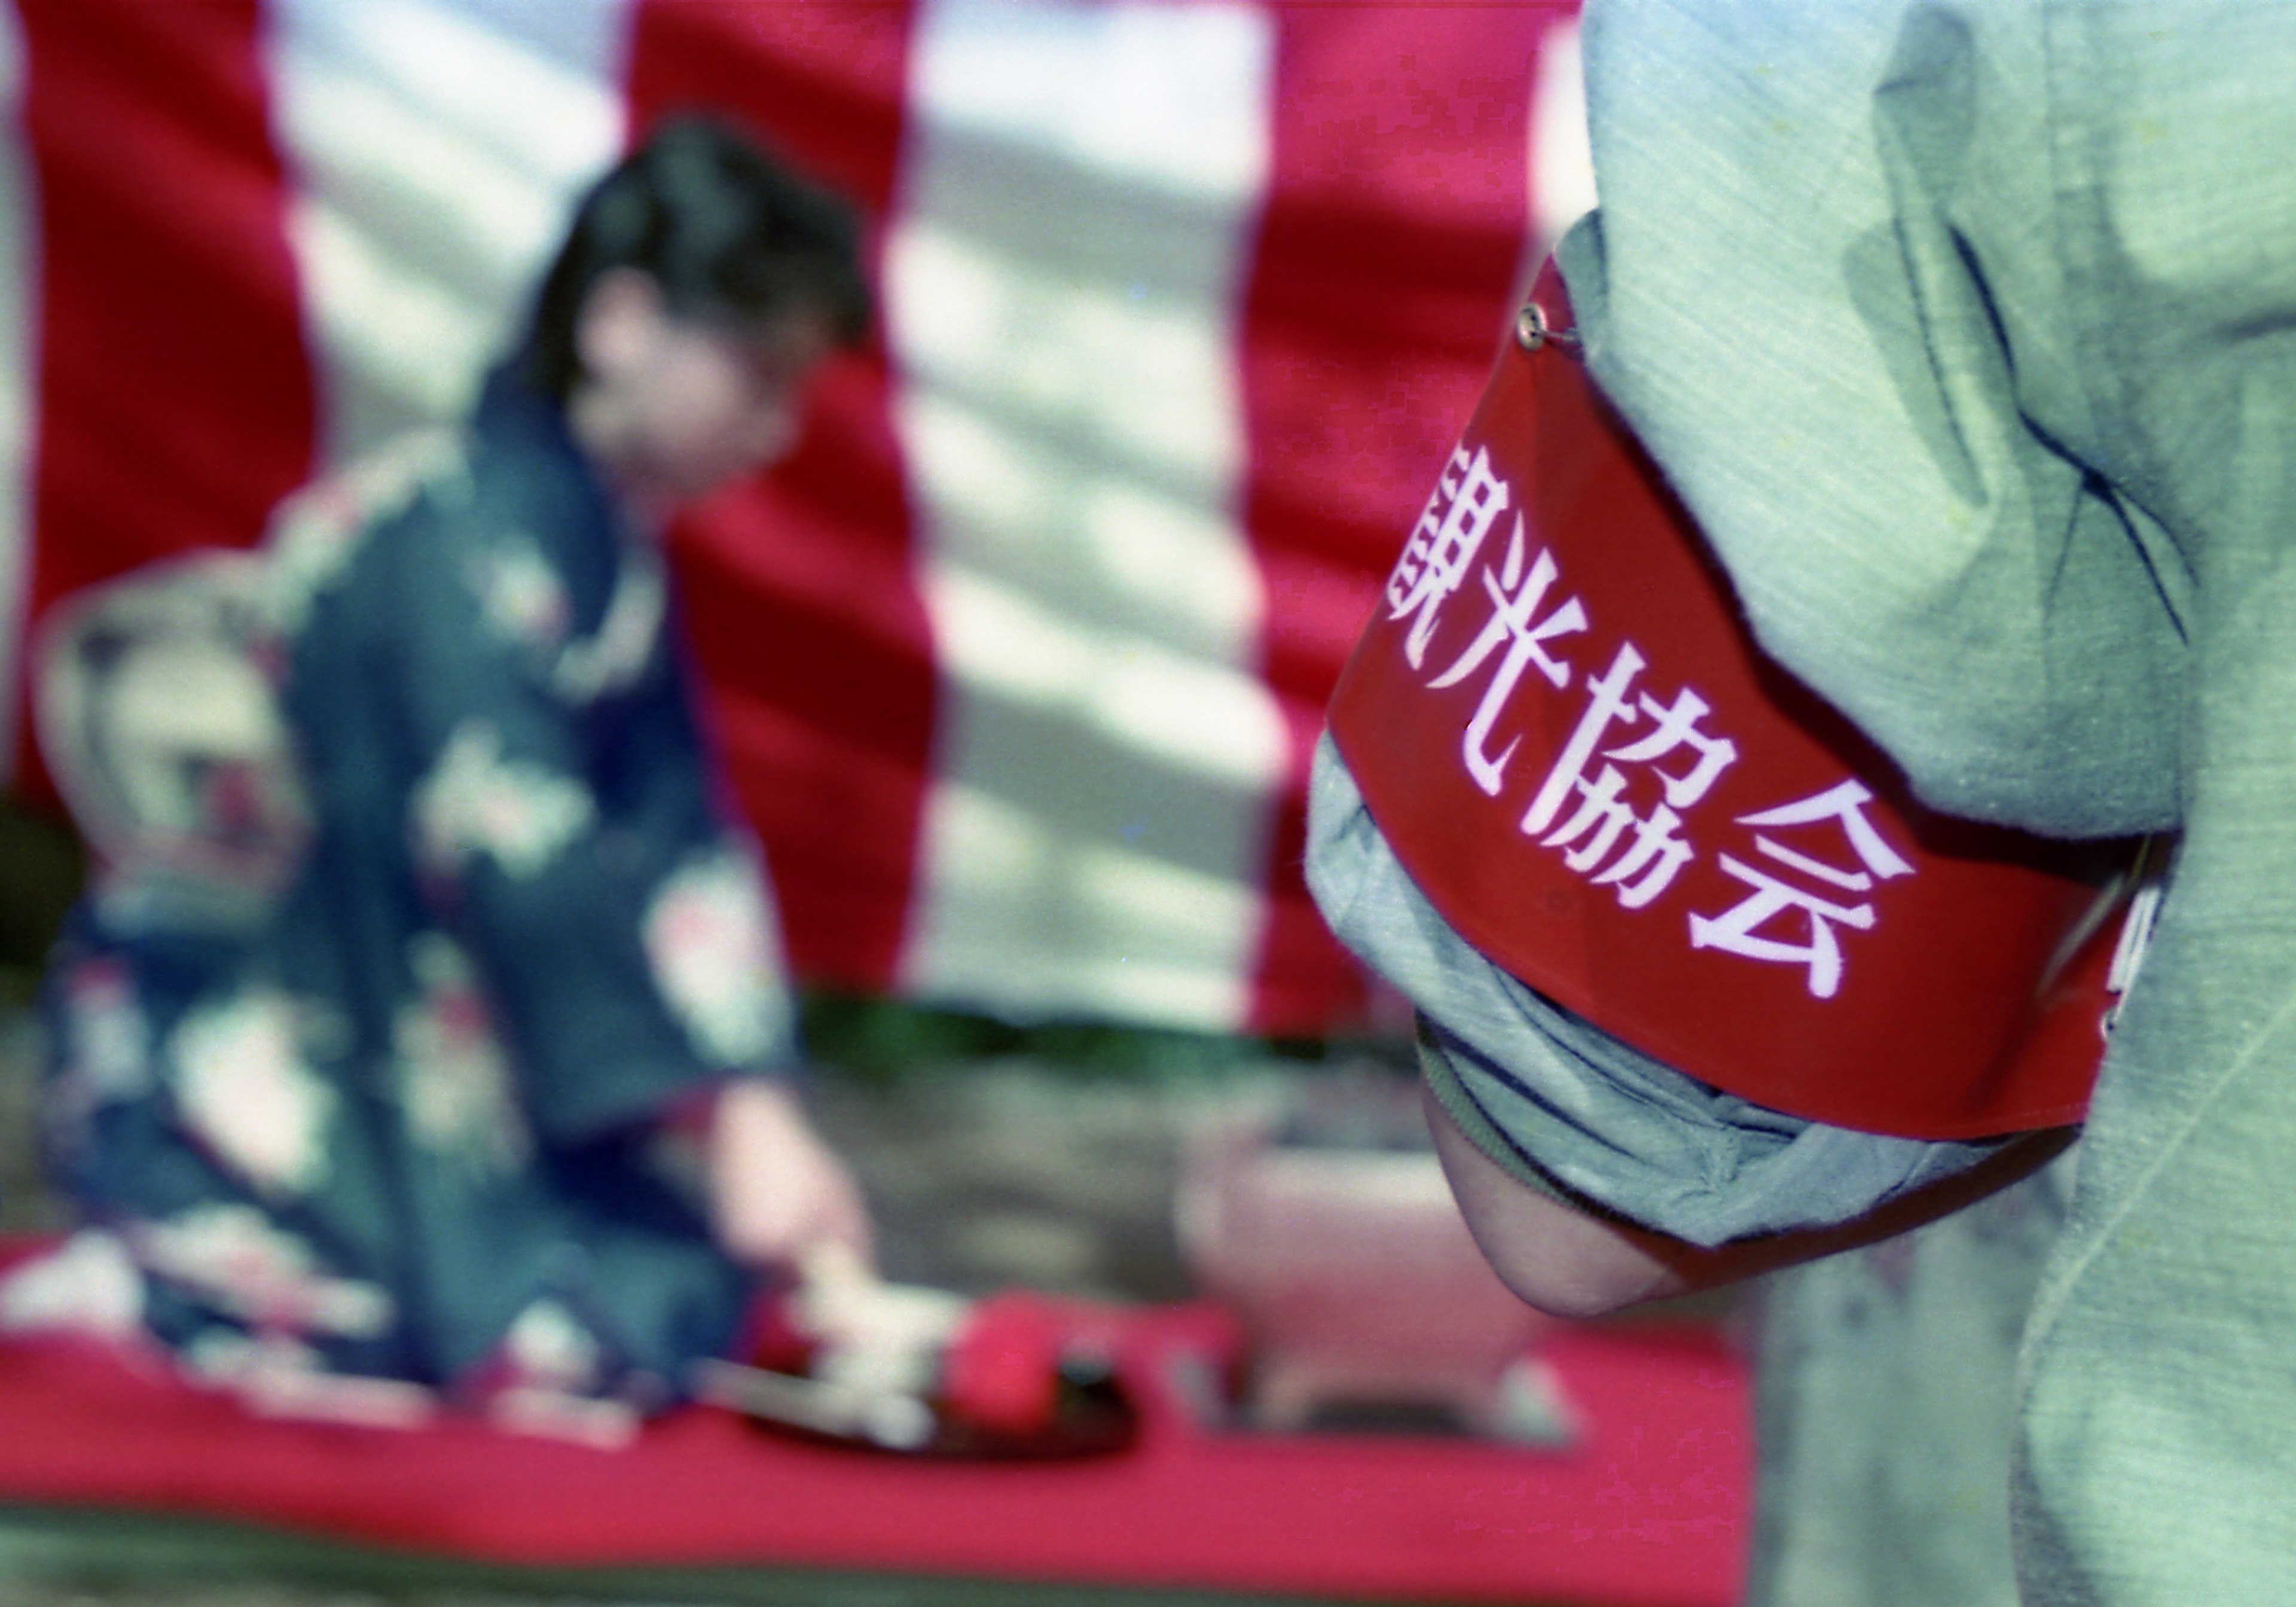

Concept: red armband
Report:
left=1328, top=267, right=2142, bottom=1141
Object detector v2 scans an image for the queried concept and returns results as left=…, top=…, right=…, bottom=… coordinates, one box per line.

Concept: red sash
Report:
left=1327, top=275, right=2135, bottom=1139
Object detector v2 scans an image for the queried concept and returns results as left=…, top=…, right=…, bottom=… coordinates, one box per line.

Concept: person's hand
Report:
left=704, top=1078, right=875, bottom=1273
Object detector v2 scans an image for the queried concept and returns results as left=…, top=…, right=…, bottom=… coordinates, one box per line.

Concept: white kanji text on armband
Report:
left=1689, top=779, right=1915, bottom=997
left=1386, top=445, right=1513, bottom=669
left=1426, top=519, right=1589, bottom=794
left=1516, top=643, right=1738, bottom=909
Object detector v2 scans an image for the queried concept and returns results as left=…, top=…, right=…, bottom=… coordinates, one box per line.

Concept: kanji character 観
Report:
left=1385, top=445, right=1515, bottom=669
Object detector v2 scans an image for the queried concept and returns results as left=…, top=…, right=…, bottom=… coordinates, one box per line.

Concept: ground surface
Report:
left=0, top=993, right=1421, bottom=1605
left=0, top=788, right=1711, bottom=1604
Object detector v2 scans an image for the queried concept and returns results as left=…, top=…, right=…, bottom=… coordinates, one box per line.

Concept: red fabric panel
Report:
left=626, top=4, right=935, bottom=997
left=1238, top=5, right=1568, bottom=1036
left=0, top=1304, right=1747, bottom=1603
left=14, top=0, right=317, bottom=797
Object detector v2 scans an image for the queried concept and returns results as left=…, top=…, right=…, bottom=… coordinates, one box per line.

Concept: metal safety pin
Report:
left=1514, top=300, right=1580, bottom=355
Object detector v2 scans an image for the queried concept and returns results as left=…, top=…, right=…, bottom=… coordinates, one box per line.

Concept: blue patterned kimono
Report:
left=39, top=373, right=796, bottom=1406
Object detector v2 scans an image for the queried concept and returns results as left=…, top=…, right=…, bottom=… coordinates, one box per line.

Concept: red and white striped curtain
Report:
left=0, top=0, right=1591, bottom=1039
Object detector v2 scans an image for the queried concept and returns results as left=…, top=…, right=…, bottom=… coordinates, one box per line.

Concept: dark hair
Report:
left=510, top=115, right=872, bottom=401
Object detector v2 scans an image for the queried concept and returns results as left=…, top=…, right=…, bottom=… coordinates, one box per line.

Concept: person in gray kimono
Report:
left=1312, top=1, right=2296, bottom=1601
left=11, top=117, right=874, bottom=1427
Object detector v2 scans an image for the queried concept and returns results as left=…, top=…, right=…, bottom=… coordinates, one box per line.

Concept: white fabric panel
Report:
left=891, top=0, right=1283, bottom=1029
left=0, top=1, right=30, bottom=783
left=1531, top=16, right=1596, bottom=260
left=263, top=0, right=631, bottom=466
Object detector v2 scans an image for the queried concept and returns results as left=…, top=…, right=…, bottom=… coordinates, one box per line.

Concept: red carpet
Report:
left=0, top=1304, right=1747, bottom=1606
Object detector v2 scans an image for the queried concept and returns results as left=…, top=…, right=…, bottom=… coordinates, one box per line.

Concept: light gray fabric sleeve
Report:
left=1568, top=0, right=2187, bottom=842
left=1308, top=735, right=2008, bottom=1249
left=1577, top=5, right=2296, bottom=1600
left=1415, top=1016, right=1573, bottom=1209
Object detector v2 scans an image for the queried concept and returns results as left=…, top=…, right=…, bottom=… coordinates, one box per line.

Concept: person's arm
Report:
left=1425, top=1082, right=2075, bottom=1318
left=703, top=1078, right=873, bottom=1270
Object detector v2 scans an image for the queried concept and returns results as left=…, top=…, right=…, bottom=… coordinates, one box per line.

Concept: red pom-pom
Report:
left=941, top=1292, right=1061, bottom=1435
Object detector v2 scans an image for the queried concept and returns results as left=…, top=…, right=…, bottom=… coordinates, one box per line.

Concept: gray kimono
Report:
left=1314, top=1, right=2296, bottom=1599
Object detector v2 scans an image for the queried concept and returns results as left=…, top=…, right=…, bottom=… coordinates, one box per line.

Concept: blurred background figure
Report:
left=0, top=1, right=1773, bottom=1601
left=5, top=115, right=874, bottom=1429
left=0, top=0, right=1584, bottom=1353
left=0, top=0, right=1575, bottom=1069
